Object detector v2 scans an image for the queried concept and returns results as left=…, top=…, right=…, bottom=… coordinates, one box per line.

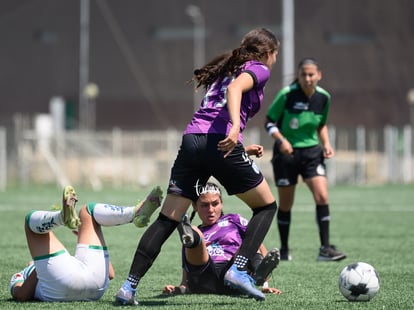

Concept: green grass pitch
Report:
left=0, top=183, right=413, bottom=309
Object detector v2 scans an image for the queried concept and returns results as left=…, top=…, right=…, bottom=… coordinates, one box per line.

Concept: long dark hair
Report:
left=191, top=27, right=280, bottom=90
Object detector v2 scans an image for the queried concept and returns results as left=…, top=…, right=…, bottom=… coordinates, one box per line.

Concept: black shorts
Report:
left=168, top=134, right=264, bottom=201
left=271, top=144, right=326, bottom=187
left=185, top=258, right=238, bottom=295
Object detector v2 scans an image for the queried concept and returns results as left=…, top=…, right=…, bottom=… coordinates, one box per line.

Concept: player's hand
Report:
left=262, top=287, right=282, bottom=294
left=218, top=130, right=239, bottom=158
left=162, top=285, right=187, bottom=295
left=245, top=144, right=264, bottom=158
left=279, top=139, right=293, bottom=156
left=323, top=144, right=335, bottom=159
left=162, top=285, right=176, bottom=294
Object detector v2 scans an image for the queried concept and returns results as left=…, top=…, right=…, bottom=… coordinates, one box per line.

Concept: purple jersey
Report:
left=199, top=213, right=249, bottom=264
left=184, top=60, right=271, bottom=142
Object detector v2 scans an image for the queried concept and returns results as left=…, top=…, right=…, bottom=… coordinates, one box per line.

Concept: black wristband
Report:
left=275, top=137, right=284, bottom=148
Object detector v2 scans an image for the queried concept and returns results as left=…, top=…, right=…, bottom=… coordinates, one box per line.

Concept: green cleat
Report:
left=61, top=185, right=81, bottom=230
left=133, top=186, right=163, bottom=228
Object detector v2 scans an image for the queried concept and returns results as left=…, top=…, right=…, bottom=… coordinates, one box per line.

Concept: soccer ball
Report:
left=338, top=262, right=380, bottom=301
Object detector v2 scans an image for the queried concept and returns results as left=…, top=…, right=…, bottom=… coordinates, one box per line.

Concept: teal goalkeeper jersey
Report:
left=266, top=83, right=331, bottom=148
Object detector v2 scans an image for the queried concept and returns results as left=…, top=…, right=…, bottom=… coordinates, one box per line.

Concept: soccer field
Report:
left=0, top=184, right=413, bottom=309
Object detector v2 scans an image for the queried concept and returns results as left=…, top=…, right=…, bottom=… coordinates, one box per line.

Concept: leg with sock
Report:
left=224, top=201, right=277, bottom=301
left=277, top=209, right=292, bottom=261
left=88, top=186, right=162, bottom=227
left=26, top=185, right=80, bottom=234
left=316, top=204, right=330, bottom=247
left=87, top=203, right=136, bottom=226
left=115, top=213, right=178, bottom=305
left=26, top=210, right=63, bottom=234
left=315, top=204, right=346, bottom=261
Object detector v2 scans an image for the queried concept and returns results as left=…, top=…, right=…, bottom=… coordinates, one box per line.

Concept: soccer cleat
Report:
left=114, top=282, right=138, bottom=306
left=133, top=186, right=163, bottom=228
left=253, top=248, right=280, bottom=286
left=224, top=264, right=265, bottom=301
left=177, top=214, right=194, bottom=247
left=280, top=247, right=292, bottom=261
left=9, top=262, right=35, bottom=295
left=61, top=185, right=81, bottom=230
left=317, top=245, right=346, bottom=261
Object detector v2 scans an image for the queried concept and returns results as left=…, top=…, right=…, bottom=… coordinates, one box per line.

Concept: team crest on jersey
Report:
left=217, top=220, right=229, bottom=227
left=289, top=117, right=299, bottom=129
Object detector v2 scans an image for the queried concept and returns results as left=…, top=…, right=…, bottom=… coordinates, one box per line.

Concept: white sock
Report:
left=89, top=203, right=135, bottom=226
left=26, top=210, right=63, bottom=234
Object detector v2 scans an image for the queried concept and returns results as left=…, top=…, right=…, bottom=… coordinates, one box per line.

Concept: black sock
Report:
left=277, top=209, right=291, bottom=250
left=236, top=201, right=277, bottom=270
left=316, top=204, right=330, bottom=247
left=250, top=252, right=264, bottom=272
left=128, top=213, right=178, bottom=287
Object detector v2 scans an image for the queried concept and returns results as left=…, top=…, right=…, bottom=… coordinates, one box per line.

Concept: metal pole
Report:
left=282, top=0, right=295, bottom=86
left=186, top=5, right=205, bottom=112
left=0, top=127, right=6, bottom=191
left=79, top=0, right=90, bottom=130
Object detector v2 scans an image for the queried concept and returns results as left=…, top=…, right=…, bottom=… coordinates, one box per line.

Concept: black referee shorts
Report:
left=271, top=144, right=326, bottom=187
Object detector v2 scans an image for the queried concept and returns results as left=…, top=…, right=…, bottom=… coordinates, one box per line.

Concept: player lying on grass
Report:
left=162, top=182, right=281, bottom=297
left=9, top=185, right=162, bottom=302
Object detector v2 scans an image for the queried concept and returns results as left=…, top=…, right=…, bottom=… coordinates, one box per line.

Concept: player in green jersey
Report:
left=265, top=58, right=346, bottom=262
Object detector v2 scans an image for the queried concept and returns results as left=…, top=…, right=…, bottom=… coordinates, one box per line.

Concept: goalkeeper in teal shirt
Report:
left=265, top=57, right=346, bottom=262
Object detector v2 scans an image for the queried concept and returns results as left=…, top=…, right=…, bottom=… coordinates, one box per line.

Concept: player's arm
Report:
left=11, top=269, right=38, bottom=302
left=265, top=89, right=293, bottom=155
left=218, top=72, right=254, bottom=158
left=318, top=124, right=334, bottom=158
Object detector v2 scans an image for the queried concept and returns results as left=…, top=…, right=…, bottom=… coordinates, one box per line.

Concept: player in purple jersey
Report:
left=116, top=27, right=280, bottom=304
left=162, top=182, right=281, bottom=297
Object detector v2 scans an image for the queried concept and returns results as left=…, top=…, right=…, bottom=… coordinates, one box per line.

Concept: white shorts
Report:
left=33, top=244, right=110, bottom=301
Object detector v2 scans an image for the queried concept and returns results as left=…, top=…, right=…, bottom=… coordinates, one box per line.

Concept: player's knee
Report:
left=252, top=201, right=277, bottom=216
left=79, top=205, right=92, bottom=221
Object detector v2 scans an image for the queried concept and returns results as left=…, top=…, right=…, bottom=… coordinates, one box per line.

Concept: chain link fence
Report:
left=1, top=123, right=413, bottom=191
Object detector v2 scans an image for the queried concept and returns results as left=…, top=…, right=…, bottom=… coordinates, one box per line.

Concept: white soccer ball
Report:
left=338, top=262, right=380, bottom=301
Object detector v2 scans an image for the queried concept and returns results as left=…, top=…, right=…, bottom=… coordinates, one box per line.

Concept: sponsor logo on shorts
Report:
left=251, top=162, right=260, bottom=174
left=277, top=178, right=290, bottom=186
left=316, top=164, right=326, bottom=176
